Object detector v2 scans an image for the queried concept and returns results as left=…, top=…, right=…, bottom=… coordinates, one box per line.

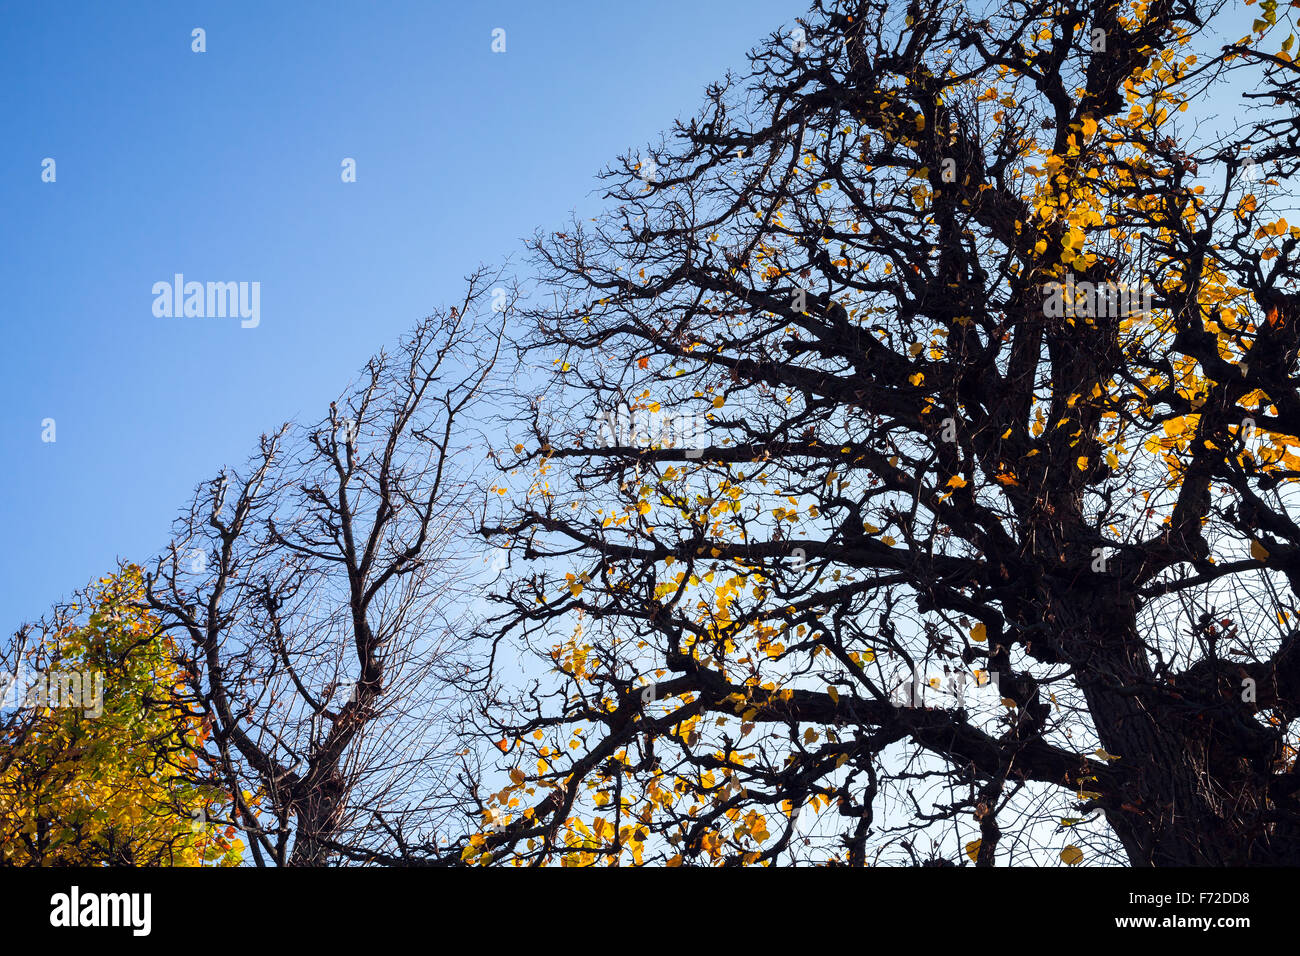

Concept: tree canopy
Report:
left=0, top=565, right=242, bottom=866
left=468, top=0, right=1300, bottom=866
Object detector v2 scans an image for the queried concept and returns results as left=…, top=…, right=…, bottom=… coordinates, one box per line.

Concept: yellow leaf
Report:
left=828, top=686, right=840, bottom=704
left=1076, top=456, right=1088, bottom=471
left=946, top=475, right=968, bottom=488
left=1060, top=845, right=1084, bottom=866
left=971, top=623, right=987, bottom=643
left=1251, top=539, right=1270, bottom=561
left=908, top=372, right=924, bottom=386
left=965, top=839, right=982, bottom=862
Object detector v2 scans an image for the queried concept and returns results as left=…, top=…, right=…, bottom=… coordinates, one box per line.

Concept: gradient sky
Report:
left=0, top=0, right=801, bottom=630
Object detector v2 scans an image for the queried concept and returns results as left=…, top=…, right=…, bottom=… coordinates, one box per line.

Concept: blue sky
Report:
left=0, top=0, right=800, bottom=630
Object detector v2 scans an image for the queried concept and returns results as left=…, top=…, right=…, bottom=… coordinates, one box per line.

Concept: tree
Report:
left=0, top=565, right=242, bottom=866
left=145, top=275, right=511, bottom=865
left=471, top=0, right=1300, bottom=866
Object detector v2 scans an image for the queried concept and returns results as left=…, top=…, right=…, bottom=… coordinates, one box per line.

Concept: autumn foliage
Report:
left=0, top=566, right=242, bottom=866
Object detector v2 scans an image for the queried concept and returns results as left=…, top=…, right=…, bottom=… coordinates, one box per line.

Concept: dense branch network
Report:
left=464, top=0, right=1300, bottom=867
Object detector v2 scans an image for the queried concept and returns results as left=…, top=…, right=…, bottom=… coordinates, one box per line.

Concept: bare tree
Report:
left=146, top=271, right=511, bottom=865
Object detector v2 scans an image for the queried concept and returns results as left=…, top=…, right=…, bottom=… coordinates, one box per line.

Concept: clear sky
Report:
left=0, top=0, right=801, bottom=630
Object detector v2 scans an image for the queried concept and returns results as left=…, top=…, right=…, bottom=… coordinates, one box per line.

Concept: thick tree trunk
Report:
left=287, top=770, right=347, bottom=866
left=1071, top=605, right=1298, bottom=865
